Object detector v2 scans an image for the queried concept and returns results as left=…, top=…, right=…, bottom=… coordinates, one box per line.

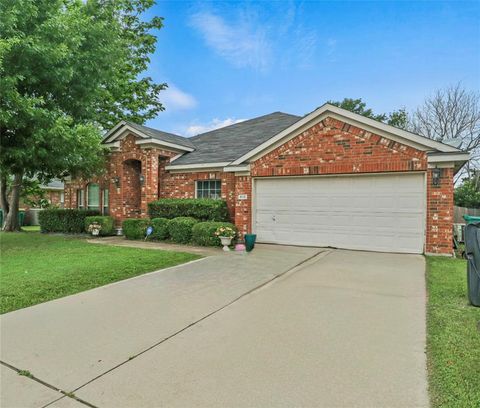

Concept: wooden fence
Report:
left=454, top=206, right=480, bottom=224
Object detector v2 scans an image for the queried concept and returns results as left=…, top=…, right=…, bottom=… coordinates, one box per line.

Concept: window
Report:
left=77, top=189, right=84, bottom=209
left=196, top=180, right=221, bottom=199
left=103, top=188, right=109, bottom=215
left=87, top=183, right=100, bottom=211
left=60, top=192, right=65, bottom=209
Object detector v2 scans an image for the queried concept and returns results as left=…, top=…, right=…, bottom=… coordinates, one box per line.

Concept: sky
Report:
left=143, top=1, right=480, bottom=137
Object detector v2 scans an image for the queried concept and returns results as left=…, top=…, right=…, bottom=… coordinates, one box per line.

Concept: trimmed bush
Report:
left=122, top=219, right=149, bottom=240
left=192, top=221, right=237, bottom=246
left=149, top=218, right=170, bottom=240
left=85, top=216, right=115, bottom=236
left=167, top=217, right=199, bottom=244
left=148, top=198, right=229, bottom=222
left=39, top=209, right=99, bottom=233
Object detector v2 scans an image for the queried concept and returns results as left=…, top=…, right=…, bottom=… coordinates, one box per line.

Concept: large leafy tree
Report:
left=0, top=0, right=166, bottom=231
left=454, top=172, right=480, bottom=208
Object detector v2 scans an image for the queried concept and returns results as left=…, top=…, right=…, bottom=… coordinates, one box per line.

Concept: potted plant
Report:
left=87, top=222, right=102, bottom=236
left=214, top=226, right=236, bottom=251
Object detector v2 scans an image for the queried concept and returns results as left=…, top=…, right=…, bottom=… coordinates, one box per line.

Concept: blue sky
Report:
left=144, top=1, right=480, bottom=136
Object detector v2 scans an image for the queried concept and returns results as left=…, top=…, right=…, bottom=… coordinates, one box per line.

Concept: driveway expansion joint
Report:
left=0, top=361, right=98, bottom=408
left=69, top=249, right=328, bottom=395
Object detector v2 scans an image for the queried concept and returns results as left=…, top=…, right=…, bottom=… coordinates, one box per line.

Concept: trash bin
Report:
left=244, top=234, right=257, bottom=252
left=464, top=215, right=480, bottom=224
left=464, top=221, right=480, bottom=307
left=18, top=210, right=25, bottom=227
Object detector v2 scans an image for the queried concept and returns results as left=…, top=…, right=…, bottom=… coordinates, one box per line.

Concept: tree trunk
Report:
left=0, top=174, right=9, bottom=227
left=3, top=172, right=23, bottom=231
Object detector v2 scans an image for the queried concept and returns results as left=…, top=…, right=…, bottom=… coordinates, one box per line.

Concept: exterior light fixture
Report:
left=139, top=174, right=145, bottom=185
left=112, top=176, right=120, bottom=188
left=432, top=168, right=441, bottom=186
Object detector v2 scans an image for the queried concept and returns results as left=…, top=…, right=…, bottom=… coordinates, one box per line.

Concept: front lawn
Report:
left=426, top=256, right=480, bottom=407
left=0, top=232, right=200, bottom=314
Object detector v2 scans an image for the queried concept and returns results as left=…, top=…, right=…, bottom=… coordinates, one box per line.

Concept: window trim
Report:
left=86, top=183, right=100, bottom=211
left=195, top=180, right=221, bottom=199
left=77, top=189, right=85, bottom=209
left=102, top=188, right=109, bottom=215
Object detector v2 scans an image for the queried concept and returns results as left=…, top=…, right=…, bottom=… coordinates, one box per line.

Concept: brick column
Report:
left=426, top=167, right=454, bottom=255
left=234, top=175, right=252, bottom=238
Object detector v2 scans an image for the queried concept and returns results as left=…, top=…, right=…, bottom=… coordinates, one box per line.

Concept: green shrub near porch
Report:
left=122, top=219, right=149, bottom=240
left=167, top=217, right=199, bottom=244
left=149, top=218, right=170, bottom=240
left=148, top=198, right=229, bottom=221
left=84, top=216, right=115, bottom=236
left=192, top=221, right=237, bottom=246
left=39, top=209, right=99, bottom=233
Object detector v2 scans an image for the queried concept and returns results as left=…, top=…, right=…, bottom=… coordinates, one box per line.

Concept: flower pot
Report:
left=244, top=234, right=256, bottom=252
left=219, top=236, right=232, bottom=251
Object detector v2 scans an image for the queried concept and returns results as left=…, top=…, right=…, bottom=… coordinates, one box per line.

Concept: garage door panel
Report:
left=254, top=174, right=425, bottom=253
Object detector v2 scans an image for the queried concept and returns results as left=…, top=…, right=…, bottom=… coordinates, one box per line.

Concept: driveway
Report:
left=0, top=246, right=428, bottom=408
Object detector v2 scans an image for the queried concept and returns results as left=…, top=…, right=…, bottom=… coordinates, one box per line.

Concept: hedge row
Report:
left=39, top=209, right=100, bottom=233
left=122, top=217, right=237, bottom=246
left=148, top=198, right=229, bottom=222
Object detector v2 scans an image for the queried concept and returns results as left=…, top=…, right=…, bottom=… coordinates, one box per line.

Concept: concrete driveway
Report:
left=0, top=246, right=428, bottom=408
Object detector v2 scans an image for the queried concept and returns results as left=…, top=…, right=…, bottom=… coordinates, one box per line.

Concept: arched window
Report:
left=87, top=183, right=100, bottom=211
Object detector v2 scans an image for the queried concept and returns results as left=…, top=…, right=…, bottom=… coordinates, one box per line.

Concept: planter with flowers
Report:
left=87, top=222, right=102, bottom=237
left=214, top=226, right=237, bottom=251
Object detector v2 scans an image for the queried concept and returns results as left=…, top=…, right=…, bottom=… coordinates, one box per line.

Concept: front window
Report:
left=196, top=180, right=221, bottom=199
left=103, top=188, right=109, bottom=215
left=87, top=183, right=100, bottom=211
left=60, top=192, right=65, bottom=209
left=77, top=189, right=84, bottom=209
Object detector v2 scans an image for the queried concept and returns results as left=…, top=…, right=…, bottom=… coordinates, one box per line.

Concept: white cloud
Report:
left=189, top=11, right=272, bottom=71
left=189, top=5, right=320, bottom=72
left=184, top=118, right=246, bottom=137
left=160, top=84, right=197, bottom=111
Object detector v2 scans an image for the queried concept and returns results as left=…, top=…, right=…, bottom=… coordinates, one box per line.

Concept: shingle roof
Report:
left=40, top=179, right=64, bottom=190
left=172, top=112, right=301, bottom=165
left=126, top=122, right=195, bottom=149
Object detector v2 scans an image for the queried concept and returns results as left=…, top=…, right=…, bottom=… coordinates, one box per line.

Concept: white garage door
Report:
left=254, top=173, right=425, bottom=254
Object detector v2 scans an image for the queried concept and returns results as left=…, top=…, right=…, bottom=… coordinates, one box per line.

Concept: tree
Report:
left=411, top=83, right=480, bottom=180
left=454, top=173, right=480, bottom=208
left=328, top=98, right=409, bottom=129
left=0, top=0, right=166, bottom=231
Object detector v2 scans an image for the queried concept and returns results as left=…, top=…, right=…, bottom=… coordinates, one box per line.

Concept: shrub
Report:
left=149, top=218, right=170, bottom=240
left=39, top=209, right=99, bottom=233
left=122, top=219, right=149, bottom=240
left=192, top=221, right=237, bottom=246
left=84, top=216, right=115, bottom=236
left=148, top=198, right=229, bottom=221
left=167, top=217, right=199, bottom=244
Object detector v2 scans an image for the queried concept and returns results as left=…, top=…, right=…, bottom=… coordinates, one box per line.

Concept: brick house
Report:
left=64, top=103, right=469, bottom=255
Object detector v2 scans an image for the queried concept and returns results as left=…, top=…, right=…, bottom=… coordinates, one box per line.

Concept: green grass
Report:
left=21, top=225, right=40, bottom=232
left=426, top=256, right=480, bottom=407
left=0, top=232, right=200, bottom=314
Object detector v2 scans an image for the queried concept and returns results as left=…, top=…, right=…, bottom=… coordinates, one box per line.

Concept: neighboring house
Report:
left=64, top=103, right=469, bottom=255
left=21, top=180, right=65, bottom=225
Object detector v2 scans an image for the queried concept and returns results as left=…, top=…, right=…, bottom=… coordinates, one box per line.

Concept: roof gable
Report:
left=230, top=104, right=462, bottom=165
left=103, top=121, right=195, bottom=152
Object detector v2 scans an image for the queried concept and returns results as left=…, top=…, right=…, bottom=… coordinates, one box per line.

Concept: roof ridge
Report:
left=125, top=121, right=186, bottom=139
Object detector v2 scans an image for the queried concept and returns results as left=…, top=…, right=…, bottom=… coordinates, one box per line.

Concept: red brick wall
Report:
left=234, top=175, right=252, bottom=237
left=252, top=117, right=427, bottom=177
left=160, top=171, right=236, bottom=220
left=426, top=168, right=454, bottom=255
